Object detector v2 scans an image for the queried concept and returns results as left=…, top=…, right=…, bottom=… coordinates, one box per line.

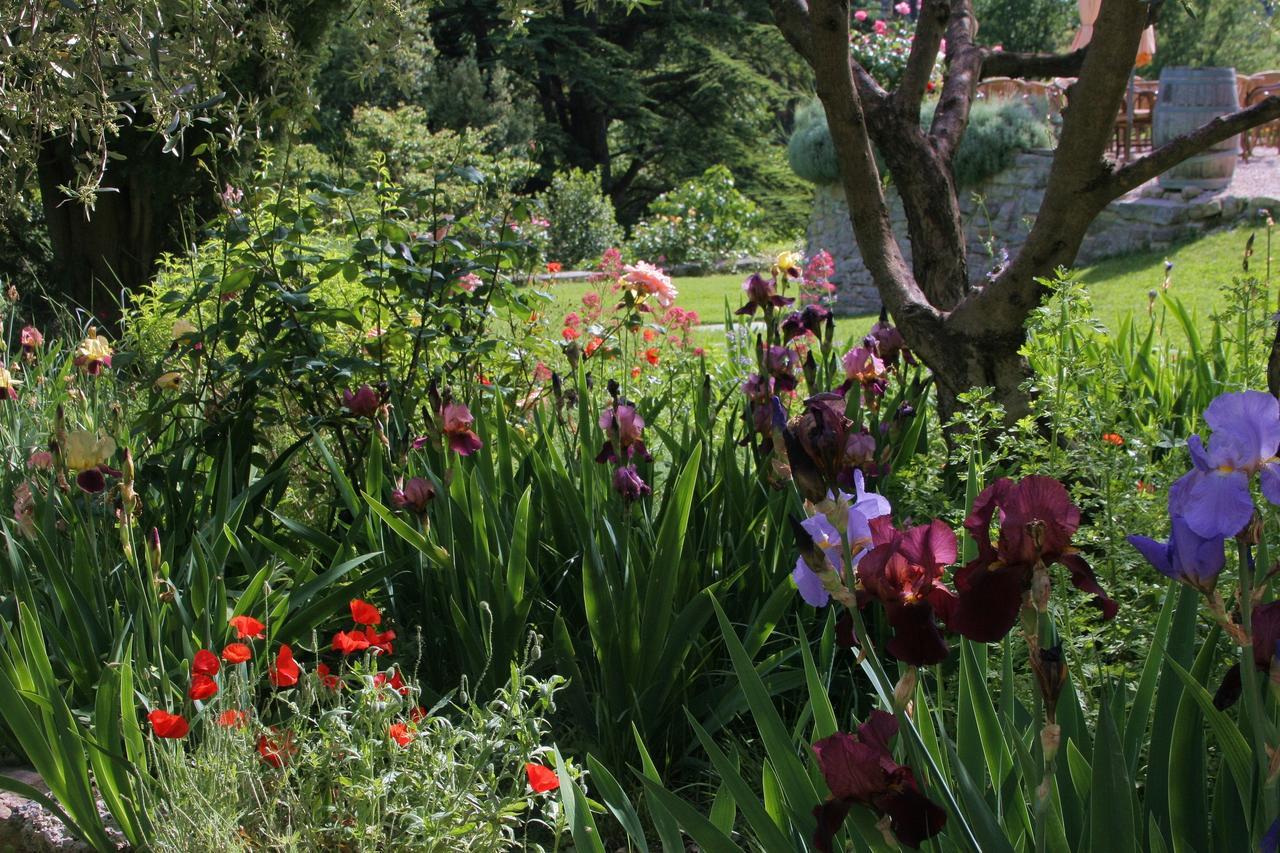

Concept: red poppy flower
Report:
left=562, top=327, right=580, bottom=341
left=585, top=337, right=603, bottom=357
left=257, top=729, right=296, bottom=768
left=188, top=674, right=218, bottom=700
left=546, top=261, right=563, bottom=274
left=268, top=644, right=300, bottom=688
left=645, top=347, right=659, bottom=366
left=315, top=663, right=341, bottom=690
left=409, top=705, right=427, bottom=723
left=217, top=709, right=249, bottom=728
left=221, top=643, right=252, bottom=664
left=1102, top=432, right=1124, bottom=447
left=363, top=626, right=395, bottom=655
left=192, top=649, right=220, bottom=677
left=229, top=615, right=266, bottom=639
left=332, top=630, right=371, bottom=655
left=148, top=709, right=189, bottom=739
left=350, top=599, right=381, bottom=626
left=389, top=722, right=415, bottom=747
left=642, top=328, right=656, bottom=342
left=525, top=763, right=560, bottom=793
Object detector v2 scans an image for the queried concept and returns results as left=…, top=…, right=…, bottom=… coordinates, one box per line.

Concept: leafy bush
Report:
left=628, top=165, right=764, bottom=268
left=539, top=169, right=623, bottom=267
left=788, top=96, right=1053, bottom=187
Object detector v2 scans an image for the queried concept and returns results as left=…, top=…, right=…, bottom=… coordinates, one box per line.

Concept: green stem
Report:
left=1236, top=537, right=1277, bottom=833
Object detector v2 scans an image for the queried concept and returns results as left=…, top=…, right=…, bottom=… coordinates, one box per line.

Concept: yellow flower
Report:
left=774, top=252, right=803, bottom=280
left=63, top=430, right=116, bottom=471
left=73, top=328, right=113, bottom=374
left=0, top=363, right=23, bottom=392
left=155, top=372, right=184, bottom=391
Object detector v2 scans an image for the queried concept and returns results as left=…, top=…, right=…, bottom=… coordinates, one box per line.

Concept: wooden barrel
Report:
left=1153, top=66, right=1240, bottom=191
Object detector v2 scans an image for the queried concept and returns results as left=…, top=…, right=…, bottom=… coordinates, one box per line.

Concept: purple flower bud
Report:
left=342, top=385, right=381, bottom=418
left=612, top=465, right=651, bottom=502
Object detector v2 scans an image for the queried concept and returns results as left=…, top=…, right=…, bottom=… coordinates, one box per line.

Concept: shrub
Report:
left=539, top=169, right=623, bottom=267
left=788, top=96, right=1053, bottom=188
left=628, top=165, right=764, bottom=268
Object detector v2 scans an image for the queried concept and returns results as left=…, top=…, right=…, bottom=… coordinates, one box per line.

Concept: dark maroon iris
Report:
left=857, top=516, right=957, bottom=665
left=811, top=709, right=947, bottom=850
left=736, top=273, right=794, bottom=316
left=950, top=476, right=1117, bottom=643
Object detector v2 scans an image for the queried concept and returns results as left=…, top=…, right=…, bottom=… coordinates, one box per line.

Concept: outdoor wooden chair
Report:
left=1244, top=83, right=1280, bottom=159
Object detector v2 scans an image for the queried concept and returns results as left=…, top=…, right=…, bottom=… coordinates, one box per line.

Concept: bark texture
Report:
left=772, top=0, right=1280, bottom=423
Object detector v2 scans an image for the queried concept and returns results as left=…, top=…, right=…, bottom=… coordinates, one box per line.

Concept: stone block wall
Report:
left=806, top=148, right=1278, bottom=314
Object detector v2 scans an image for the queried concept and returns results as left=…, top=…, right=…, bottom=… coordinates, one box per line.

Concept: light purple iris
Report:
left=1127, top=514, right=1226, bottom=594
left=793, top=471, right=890, bottom=607
left=1169, top=391, right=1280, bottom=538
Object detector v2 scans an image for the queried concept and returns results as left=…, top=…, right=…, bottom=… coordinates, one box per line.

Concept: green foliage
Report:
left=629, top=165, right=765, bottom=268
left=788, top=96, right=1053, bottom=188
left=973, top=0, right=1076, bottom=53
left=1147, top=0, right=1280, bottom=76
left=540, top=169, right=624, bottom=266
left=147, top=657, right=570, bottom=851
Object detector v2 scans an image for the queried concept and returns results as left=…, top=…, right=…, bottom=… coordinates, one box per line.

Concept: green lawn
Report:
left=541, top=225, right=1272, bottom=355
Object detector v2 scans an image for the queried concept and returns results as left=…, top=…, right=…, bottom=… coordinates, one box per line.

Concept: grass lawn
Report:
left=540, top=224, right=1273, bottom=356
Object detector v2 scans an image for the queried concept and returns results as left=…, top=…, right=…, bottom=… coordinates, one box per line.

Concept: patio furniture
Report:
left=1244, top=83, right=1280, bottom=159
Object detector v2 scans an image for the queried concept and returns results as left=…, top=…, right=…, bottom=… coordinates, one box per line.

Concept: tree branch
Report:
left=1098, top=95, right=1280, bottom=199
left=954, top=0, right=1149, bottom=335
left=929, top=0, right=982, bottom=161
left=807, top=0, right=939, bottom=324
left=896, top=0, right=949, bottom=123
left=979, top=47, right=1088, bottom=81
left=769, top=0, right=815, bottom=64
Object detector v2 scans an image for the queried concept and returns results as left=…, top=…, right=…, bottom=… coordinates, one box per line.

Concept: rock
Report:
left=1180, top=186, right=1203, bottom=201
left=1139, top=184, right=1163, bottom=199
left=1117, top=198, right=1186, bottom=226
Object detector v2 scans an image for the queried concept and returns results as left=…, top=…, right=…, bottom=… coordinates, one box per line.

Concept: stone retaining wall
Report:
left=807, top=148, right=1279, bottom=314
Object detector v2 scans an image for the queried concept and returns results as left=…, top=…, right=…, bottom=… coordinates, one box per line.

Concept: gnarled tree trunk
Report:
left=772, top=0, right=1280, bottom=424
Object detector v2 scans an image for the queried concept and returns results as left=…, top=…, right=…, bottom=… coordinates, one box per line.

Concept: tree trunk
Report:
left=37, top=126, right=192, bottom=329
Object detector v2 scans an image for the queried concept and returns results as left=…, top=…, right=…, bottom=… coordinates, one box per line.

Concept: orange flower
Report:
left=631, top=366, right=641, bottom=379
left=1101, top=433, right=1124, bottom=447
left=229, top=615, right=266, bottom=639
left=645, top=348, right=659, bottom=366
left=546, top=262, right=563, bottom=274
left=585, top=337, right=603, bottom=357
left=389, top=722, right=415, bottom=747
left=221, top=643, right=252, bottom=664
left=642, top=328, right=656, bottom=343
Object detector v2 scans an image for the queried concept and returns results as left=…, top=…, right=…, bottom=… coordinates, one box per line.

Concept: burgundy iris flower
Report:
left=764, top=345, right=799, bottom=394
left=782, top=304, right=833, bottom=341
left=735, top=273, right=794, bottom=316
left=1169, top=391, right=1280, bottom=539
left=1213, top=601, right=1280, bottom=710
left=865, top=309, right=913, bottom=367
left=811, top=710, right=947, bottom=851
left=596, top=402, right=651, bottom=464
left=612, top=465, right=651, bottom=501
left=784, top=394, right=874, bottom=502
left=391, top=477, right=436, bottom=514
left=441, top=403, right=484, bottom=455
left=857, top=517, right=958, bottom=665
left=951, top=476, right=1117, bottom=643
left=342, top=385, right=381, bottom=418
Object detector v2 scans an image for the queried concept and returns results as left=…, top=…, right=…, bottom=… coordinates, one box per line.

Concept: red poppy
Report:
left=229, top=615, right=266, bottom=639
left=350, top=599, right=381, bottom=626
left=148, top=709, right=189, bottom=739
left=1102, top=432, right=1124, bottom=447
left=546, top=262, right=563, bottom=274
left=332, top=630, right=371, bottom=655
left=188, top=674, right=218, bottom=700
left=389, top=722, right=415, bottom=747
left=315, top=663, right=341, bottom=690
left=268, top=644, right=300, bottom=688
left=526, top=763, right=560, bottom=792
left=562, top=327, right=580, bottom=341
left=585, top=337, right=603, bottom=357
left=642, top=328, right=656, bottom=342
left=222, top=643, right=252, bottom=664
left=645, top=347, right=659, bottom=366
left=409, top=705, right=427, bottom=723
left=257, top=729, right=296, bottom=768
left=217, top=709, right=249, bottom=728
left=192, top=649, right=220, bottom=677
left=363, top=626, right=396, bottom=655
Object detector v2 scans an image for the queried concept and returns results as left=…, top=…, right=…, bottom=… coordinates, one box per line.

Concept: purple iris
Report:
left=1169, top=391, right=1280, bottom=538
left=1127, top=514, right=1226, bottom=594
left=792, top=471, right=891, bottom=607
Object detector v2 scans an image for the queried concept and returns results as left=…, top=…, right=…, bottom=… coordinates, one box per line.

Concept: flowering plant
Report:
left=849, top=5, right=944, bottom=91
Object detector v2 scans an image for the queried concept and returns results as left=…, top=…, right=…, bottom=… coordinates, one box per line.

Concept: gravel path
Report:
left=1125, top=145, right=1280, bottom=203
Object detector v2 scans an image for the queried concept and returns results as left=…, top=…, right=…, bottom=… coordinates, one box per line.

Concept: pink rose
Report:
left=873, top=19, right=887, bottom=35
left=854, top=9, right=867, bottom=21
left=894, top=1, right=911, bottom=14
